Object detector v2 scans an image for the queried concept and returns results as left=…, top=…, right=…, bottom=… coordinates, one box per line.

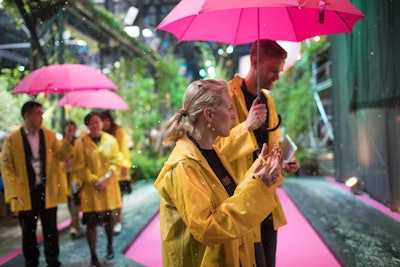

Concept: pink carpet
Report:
left=125, top=187, right=340, bottom=267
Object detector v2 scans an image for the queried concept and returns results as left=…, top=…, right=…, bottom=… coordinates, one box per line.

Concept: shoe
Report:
left=91, top=255, right=102, bottom=267
left=113, top=222, right=122, bottom=234
left=106, top=247, right=115, bottom=260
left=69, top=227, right=78, bottom=239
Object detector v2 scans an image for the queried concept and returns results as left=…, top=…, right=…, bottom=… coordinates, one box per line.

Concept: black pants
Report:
left=18, top=185, right=60, bottom=267
left=260, top=214, right=277, bottom=267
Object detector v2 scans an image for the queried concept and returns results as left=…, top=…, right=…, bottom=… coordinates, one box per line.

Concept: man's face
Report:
left=25, top=107, right=43, bottom=129
left=259, top=56, right=285, bottom=90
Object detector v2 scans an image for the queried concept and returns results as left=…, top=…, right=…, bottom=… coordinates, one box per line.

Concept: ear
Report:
left=203, top=107, right=213, bottom=120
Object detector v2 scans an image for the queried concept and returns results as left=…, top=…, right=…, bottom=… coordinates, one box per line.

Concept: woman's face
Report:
left=102, top=117, right=111, bottom=131
left=211, top=92, right=236, bottom=137
left=87, top=114, right=103, bottom=138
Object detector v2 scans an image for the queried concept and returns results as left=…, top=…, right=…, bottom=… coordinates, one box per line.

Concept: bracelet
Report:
left=104, top=170, right=112, bottom=179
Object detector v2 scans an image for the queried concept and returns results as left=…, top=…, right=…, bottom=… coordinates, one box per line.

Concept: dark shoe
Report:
left=106, top=247, right=115, bottom=260
left=91, top=256, right=102, bottom=267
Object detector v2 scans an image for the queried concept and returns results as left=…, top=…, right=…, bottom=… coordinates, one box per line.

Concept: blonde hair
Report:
left=162, top=79, right=228, bottom=146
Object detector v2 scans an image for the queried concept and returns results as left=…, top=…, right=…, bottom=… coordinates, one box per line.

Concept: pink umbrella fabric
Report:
left=58, top=90, right=129, bottom=110
left=12, top=64, right=117, bottom=95
left=157, top=0, right=365, bottom=44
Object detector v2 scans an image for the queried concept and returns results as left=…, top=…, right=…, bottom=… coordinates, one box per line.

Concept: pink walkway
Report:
left=125, top=187, right=340, bottom=267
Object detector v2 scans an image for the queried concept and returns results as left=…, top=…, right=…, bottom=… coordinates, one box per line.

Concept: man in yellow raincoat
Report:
left=217, top=40, right=300, bottom=267
left=1, top=101, right=74, bottom=267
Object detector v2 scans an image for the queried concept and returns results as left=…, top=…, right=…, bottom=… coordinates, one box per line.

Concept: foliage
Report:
left=130, top=151, right=169, bottom=180
left=3, top=0, right=67, bottom=25
left=0, top=67, right=31, bottom=132
left=196, top=42, right=234, bottom=80
left=272, top=38, right=328, bottom=162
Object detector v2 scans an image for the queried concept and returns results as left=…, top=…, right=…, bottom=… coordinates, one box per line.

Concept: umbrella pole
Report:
left=257, top=7, right=261, bottom=97
left=257, top=39, right=260, bottom=97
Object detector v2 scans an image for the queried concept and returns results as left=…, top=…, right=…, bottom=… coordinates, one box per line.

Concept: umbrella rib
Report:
left=233, top=9, right=244, bottom=44
left=181, top=15, right=197, bottom=41
left=285, top=8, right=300, bottom=41
left=335, top=11, right=352, bottom=32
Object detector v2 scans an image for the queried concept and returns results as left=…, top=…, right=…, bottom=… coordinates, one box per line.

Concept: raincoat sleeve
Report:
left=160, top=159, right=279, bottom=245
left=114, top=126, right=132, bottom=169
left=215, top=121, right=258, bottom=162
left=0, top=136, right=21, bottom=202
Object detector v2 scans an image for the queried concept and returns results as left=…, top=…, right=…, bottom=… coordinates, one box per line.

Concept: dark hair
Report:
left=250, top=39, right=287, bottom=60
left=21, top=101, right=42, bottom=117
left=100, top=110, right=117, bottom=135
left=62, top=120, right=77, bottom=132
left=84, top=111, right=101, bottom=126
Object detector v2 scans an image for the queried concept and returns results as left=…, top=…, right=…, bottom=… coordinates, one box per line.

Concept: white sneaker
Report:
left=114, top=222, right=122, bottom=234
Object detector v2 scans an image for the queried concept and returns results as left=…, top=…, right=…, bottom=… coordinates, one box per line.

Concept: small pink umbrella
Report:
left=12, top=64, right=117, bottom=95
left=157, top=0, right=365, bottom=44
left=58, top=90, right=129, bottom=110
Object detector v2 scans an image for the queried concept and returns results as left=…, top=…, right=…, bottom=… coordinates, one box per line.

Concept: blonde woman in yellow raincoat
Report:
left=154, top=79, right=283, bottom=267
left=73, top=111, right=121, bottom=267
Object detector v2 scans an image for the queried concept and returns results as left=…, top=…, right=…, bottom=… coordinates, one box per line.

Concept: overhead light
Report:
left=124, top=26, right=140, bottom=38
left=124, top=6, right=139, bottom=25
left=345, top=176, right=361, bottom=194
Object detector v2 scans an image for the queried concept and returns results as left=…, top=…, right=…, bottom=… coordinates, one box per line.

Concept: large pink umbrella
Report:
left=58, top=90, right=129, bottom=110
left=157, top=0, right=365, bottom=44
left=157, top=0, right=364, bottom=95
left=12, top=64, right=117, bottom=95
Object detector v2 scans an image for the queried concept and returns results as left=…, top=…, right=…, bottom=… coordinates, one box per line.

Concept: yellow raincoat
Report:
left=1, top=126, right=73, bottom=212
left=217, top=74, right=287, bottom=233
left=154, top=135, right=281, bottom=267
left=113, top=125, right=132, bottom=181
left=73, top=132, right=122, bottom=213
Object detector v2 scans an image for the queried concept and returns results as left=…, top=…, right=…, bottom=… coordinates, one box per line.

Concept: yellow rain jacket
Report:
left=217, top=74, right=287, bottom=233
left=154, top=135, right=281, bottom=267
left=56, top=145, right=78, bottom=204
left=1, top=126, right=73, bottom=212
left=73, top=132, right=122, bottom=213
left=113, top=125, right=132, bottom=181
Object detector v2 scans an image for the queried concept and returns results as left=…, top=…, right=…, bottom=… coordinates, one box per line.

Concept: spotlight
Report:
left=345, top=176, right=361, bottom=194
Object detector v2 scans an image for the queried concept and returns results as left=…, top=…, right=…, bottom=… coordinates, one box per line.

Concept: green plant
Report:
left=272, top=38, right=328, bottom=164
left=130, top=150, right=169, bottom=180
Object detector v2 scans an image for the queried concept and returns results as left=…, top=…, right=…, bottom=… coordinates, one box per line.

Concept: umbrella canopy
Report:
left=12, top=64, right=117, bottom=95
left=58, top=90, right=129, bottom=110
left=157, top=0, right=365, bottom=44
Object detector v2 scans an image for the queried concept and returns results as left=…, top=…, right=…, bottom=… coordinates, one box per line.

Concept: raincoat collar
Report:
left=155, top=135, right=238, bottom=187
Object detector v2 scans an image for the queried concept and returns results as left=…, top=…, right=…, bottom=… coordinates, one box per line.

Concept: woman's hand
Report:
left=282, top=157, right=300, bottom=174
left=92, top=176, right=109, bottom=192
left=254, top=144, right=282, bottom=188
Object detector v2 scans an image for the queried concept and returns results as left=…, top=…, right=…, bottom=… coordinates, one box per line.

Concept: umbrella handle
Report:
left=319, top=0, right=326, bottom=24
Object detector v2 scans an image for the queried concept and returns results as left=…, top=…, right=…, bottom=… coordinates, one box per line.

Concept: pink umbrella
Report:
left=157, top=0, right=365, bottom=44
left=12, top=64, right=117, bottom=95
left=157, top=0, right=364, bottom=94
left=58, top=90, right=129, bottom=110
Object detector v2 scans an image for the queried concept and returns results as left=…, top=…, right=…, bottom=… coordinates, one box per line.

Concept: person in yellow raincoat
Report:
left=57, top=120, right=82, bottom=238
left=217, top=40, right=301, bottom=267
left=100, top=110, right=132, bottom=234
left=1, top=101, right=74, bottom=267
left=73, top=111, right=122, bottom=267
left=154, top=79, right=283, bottom=267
